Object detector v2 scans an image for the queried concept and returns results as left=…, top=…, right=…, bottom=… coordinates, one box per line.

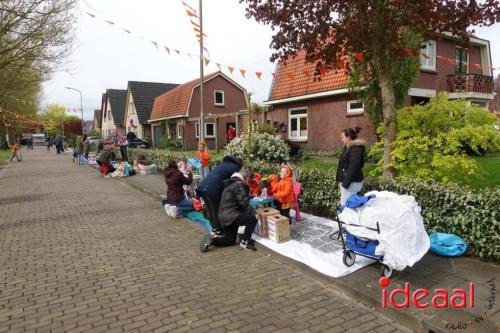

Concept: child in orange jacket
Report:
left=275, top=166, right=294, bottom=224
left=267, top=174, right=279, bottom=197
left=247, top=172, right=262, bottom=197
left=195, top=142, right=211, bottom=180
left=9, top=143, right=21, bottom=162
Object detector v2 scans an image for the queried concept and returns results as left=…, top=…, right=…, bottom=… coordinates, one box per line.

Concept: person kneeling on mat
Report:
left=201, top=167, right=258, bottom=252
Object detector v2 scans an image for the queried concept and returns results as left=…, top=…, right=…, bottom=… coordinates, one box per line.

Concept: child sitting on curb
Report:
left=275, top=165, right=294, bottom=225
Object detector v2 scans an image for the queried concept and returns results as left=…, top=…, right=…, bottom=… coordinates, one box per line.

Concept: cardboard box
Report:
left=266, top=214, right=291, bottom=243
left=255, top=208, right=279, bottom=238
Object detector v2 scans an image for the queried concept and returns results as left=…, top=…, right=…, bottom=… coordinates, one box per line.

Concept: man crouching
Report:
left=200, top=167, right=258, bottom=252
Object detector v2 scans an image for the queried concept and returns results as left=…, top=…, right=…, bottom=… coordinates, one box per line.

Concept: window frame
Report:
left=176, top=124, right=183, bottom=139
left=455, top=47, right=469, bottom=74
left=214, top=90, right=225, bottom=106
left=346, top=100, right=364, bottom=115
left=288, top=107, right=308, bottom=141
left=420, top=40, right=437, bottom=71
left=196, top=122, right=216, bottom=138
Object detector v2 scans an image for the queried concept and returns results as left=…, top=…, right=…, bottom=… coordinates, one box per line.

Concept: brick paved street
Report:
left=0, top=148, right=413, bottom=333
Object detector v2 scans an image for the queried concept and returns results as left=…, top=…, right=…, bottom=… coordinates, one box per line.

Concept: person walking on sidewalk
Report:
left=201, top=167, right=258, bottom=252
left=83, top=137, right=90, bottom=160
left=46, top=137, right=52, bottom=152
left=9, top=142, right=21, bottom=162
left=76, top=135, right=85, bottom=165
left=336, top=127, right=366, bottom=206
left=163, top=160, right=194, bottom=218
left=119, top=134, right=128, bottom=162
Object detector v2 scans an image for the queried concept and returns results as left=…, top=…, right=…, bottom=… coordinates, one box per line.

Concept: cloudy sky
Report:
left=42, top=0, right=500, bottom=120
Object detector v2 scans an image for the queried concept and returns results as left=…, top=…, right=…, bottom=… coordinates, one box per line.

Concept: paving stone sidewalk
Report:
left=0, top=147, right=413, bottom=333
left=115, top=162, right=500, bottom=333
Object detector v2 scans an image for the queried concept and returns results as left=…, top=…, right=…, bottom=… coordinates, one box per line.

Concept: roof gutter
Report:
left=264, top=88, right=350, bottom=105
left=148, top=115, right=187, bottom=123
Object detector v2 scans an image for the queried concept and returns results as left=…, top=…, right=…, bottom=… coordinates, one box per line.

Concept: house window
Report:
left=455, top=47, right=469, bottom=74
left=471, top=101, right=487, bottom=108
left=347, top=101, right=364, bottom=115
left=176, top=124, right=183, bottom=139
left=214, top=90, right=224, bottom=106
left=288, top=108, right=308, bottom=141
left=196, top=122, right=216, bottom=138
left=410, top=96, right=430, bottom=106
left=420, top=41, right=436, bottom=71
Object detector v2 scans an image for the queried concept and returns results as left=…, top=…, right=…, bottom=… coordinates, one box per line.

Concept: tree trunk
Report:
left=377, top=64, right=397, bottom=178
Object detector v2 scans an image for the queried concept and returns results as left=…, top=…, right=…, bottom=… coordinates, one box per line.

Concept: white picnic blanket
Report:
left=338, top=191, right=430, bottom=271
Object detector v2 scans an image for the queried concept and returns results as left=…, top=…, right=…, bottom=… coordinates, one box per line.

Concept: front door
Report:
left=153, top=126, right=164, bottom=148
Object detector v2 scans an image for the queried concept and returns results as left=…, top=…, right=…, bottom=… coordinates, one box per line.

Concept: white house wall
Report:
left=101, top=100, right=116, bottom=137
left=125, top=91, right=144, bottom=139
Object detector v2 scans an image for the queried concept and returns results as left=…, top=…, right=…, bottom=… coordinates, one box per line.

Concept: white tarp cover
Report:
left=249, top=210, right=374, bottom=278
left=338, top=191, right=430, bottom=271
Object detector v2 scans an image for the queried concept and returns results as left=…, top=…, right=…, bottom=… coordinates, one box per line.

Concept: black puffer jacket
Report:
left=218, top=175, right=255, bottom=228
left=336, top=139, right=366, bottom=188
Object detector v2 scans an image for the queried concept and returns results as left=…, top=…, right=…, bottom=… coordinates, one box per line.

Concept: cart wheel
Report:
left=380, top=264, right=393, bottom=278
left=342, top=251, right=356, bottom=267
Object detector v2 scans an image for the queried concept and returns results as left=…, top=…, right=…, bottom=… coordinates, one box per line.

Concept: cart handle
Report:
left=335, top=219, right=381, bottom=234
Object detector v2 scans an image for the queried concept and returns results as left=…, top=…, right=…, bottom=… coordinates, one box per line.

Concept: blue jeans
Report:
left=162, top=198, right=194, bottom=216
left=200, top=166, right=210, bottom=180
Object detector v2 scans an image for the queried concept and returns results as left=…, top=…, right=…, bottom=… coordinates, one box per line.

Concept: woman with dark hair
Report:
left=164, top=159, right=194, bottom=218
left=336, top=126, right=366, bottom=206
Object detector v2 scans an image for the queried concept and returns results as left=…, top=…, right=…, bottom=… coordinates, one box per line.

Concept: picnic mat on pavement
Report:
left=184, top=210, right=373, bottom=278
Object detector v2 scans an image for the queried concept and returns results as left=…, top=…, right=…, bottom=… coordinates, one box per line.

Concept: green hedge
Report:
left=129, top=148, right=499, bottom=260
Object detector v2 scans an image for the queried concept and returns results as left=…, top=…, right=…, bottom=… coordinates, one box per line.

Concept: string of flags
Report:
left=83, top=8, right=497, bottom=83
left=180, top=0, right=209, bottom=55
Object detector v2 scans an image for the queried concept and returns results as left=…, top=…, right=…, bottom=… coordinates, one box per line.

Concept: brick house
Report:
left=123, top=81, right=178, bottom=140
left=101, top=89, right=127, bottom=137
left=264, top=35, right=495, bottom=151
left=149, top=71, right=247, bottom=151
left=93, top=110, right=102, bottom=135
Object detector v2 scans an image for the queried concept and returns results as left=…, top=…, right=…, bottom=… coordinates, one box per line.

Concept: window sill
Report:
left=346, top=112, right=364, bottom=117
left=420, top=68, right=437, bottom=74
left=289, top=138, right=308, bottom=142
left=214, top=104, right=225, bottom=107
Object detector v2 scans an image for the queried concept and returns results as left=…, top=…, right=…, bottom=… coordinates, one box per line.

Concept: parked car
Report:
left=128, top=138, right=148, bottom=149
left=87, top=136, right=101, bottom=145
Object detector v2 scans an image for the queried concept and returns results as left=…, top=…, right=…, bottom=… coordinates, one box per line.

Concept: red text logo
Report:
left=379, top=277, right=475, bottom=309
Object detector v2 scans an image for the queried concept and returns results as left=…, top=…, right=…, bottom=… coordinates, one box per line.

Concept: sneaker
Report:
left=210, top=229, right=225, bottom=238
left=168, top=205, right=178, bottom=218
left=240, top=239, right=257, bottom=252
left=164, top=204, right=172, bottom=218
left=200, top=234, right=213, bottom=253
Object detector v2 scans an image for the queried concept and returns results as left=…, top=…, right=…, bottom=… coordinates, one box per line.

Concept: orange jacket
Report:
left=9, top=144, right=19, bottom=153
left=276, top=176, right=294, bottom=205
left=195, top=150, right=210, bottom=167
left=247, top=172, right=262, bottom=196
left=267, top=174, right=279, bottom=197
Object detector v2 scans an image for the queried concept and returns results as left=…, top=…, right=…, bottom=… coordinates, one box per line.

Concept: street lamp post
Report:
left=65, top=86, right=84, bottom=136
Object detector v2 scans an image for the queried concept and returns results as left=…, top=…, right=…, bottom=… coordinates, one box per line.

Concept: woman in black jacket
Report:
left=336, top=127, right=366, bottom=206
left=164, top=160, right=194, bottom=218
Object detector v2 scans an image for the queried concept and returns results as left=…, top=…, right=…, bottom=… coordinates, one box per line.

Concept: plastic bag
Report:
left=429, top=232, right=468, bottom=257
left=187, top=158, right=202, bottom=170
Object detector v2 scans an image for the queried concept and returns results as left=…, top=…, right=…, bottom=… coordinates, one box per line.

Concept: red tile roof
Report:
left=268, top=50, right=348, bottom=101
left=151, top=71, right=220, bottom=120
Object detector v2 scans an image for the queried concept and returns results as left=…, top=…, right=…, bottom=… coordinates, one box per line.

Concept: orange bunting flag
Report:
left=473, top=63, right=483, bottom=70
left=152, top=41, right=158, bottom=50
left=174, top=49, right=181, bottom=54
left=122, top=28, right=131, bottom=34
left=191, top=20, right=200, bottom=28
left=182, top=0, right=198, bottom=14
left=86, top=12, right=96, bottom=18
left=240, top=69, right=246, bottom=77
left=286, top=72, right=294, bottom=79
left=215, top=63, right=222, bottom=69
left=255, top=72, right=262, bottom=80
left=302, top=69, right=311, bottom=77
left=320, top=66, right=327, bottom=76
left=105, top=20, right=115, bottom=25
left=164, top=47, right=170, bottom=54
left=336, top=59, right=345, bottom=69
left=354, top=52, right=364, bottom=63
left=228, top=66, right=235, bottom=74
left=204, top=57, right=210, bottom=66
left=186, top=10, right=198, bottom=18
left=402, top=48, right=415, bottom=57
left=420, top=52, right=430, bottom=60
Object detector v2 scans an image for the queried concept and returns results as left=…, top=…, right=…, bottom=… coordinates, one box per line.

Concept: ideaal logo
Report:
left=379, top=277, right=496, bottom=330
left=379, top=277, right=474, bottom=309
